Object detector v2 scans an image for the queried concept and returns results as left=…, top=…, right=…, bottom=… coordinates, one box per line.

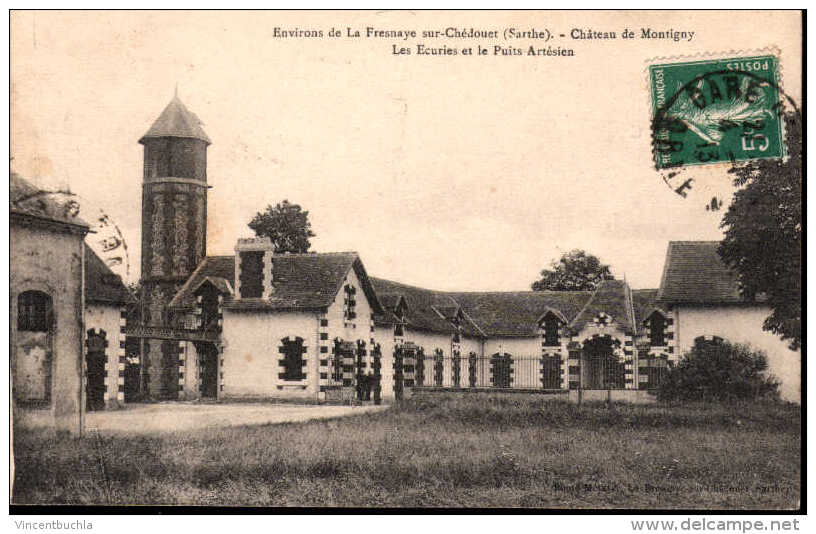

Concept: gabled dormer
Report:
left=537, top=308, right=568, bottom=347
left=192, top=277, right=233, bottom=331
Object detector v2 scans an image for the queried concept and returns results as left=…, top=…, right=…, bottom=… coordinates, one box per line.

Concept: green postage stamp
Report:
left=649, top=55, right=784, bottom=169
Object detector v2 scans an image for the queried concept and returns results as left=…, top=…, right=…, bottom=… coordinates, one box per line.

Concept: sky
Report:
left=10, top=11, right=802, bottom=291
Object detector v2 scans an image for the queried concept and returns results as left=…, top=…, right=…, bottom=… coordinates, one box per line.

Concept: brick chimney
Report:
left=234, top=237, right=275, bottom=299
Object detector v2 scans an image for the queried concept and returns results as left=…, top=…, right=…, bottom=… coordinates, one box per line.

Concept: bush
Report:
left=657, top=338, right=780, bottom=402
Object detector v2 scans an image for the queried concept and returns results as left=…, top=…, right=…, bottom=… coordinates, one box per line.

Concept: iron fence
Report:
left=324, top=345, right=670, bottom=402
left=637, top=354, right=670, bottom=390
left=405, top=353, right=567, bottom=390
left=401, top=352, right=668, bottom=392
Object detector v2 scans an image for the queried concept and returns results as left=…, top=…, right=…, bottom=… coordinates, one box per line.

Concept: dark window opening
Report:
left=198, top=286, right=220, bottom=331
left=344, top=285, right=357, bottom=320
left=18, top=291, right=52, bottom=332
left=543, top=314, right=560, bottom=346
left=650, top=314, right=667, bottom=346
left=279, top=337, right=306, bottom=381
left=239, top=251, right=264, bottom=299
left=394, top=323, right=404, bottom=337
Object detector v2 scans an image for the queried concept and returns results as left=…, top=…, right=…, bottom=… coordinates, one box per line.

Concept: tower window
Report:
left=18, top=291, right=51, bottom=332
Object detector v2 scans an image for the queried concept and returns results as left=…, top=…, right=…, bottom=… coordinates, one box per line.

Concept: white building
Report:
left=162, top=237, right=799, bottom=404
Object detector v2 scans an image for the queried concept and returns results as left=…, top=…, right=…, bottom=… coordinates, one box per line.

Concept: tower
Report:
left=139, top=94, right=210, bottom=398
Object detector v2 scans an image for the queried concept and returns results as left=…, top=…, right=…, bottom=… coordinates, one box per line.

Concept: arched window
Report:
left=650, top=313, right=667, bottom=346
left=279, top=337, right=306, bottom=381
left=543, top=313, right=560, bottom=346
left=18, top=291, right=52, bottom=332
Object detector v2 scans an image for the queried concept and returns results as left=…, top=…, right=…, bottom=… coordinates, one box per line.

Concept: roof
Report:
left=569, top=279, right=636, bottom=334
left=371, top=277, right=592, bottom=337
left=169, top=256, right=234, bottom=309
left=139, top=95, right=211, bottom=145
left=196, top=276, right=233, bottom=296
left=170, top=252, right=383, bottom=314
left=449, top=291, right=591, bottom=337
left=369, top=278, right=474, bottom=335
left=85, top=245, right=135, bottom=305
left=10, top=172, right=90, bottom=230
left=657, top=241, right=745, bottom=304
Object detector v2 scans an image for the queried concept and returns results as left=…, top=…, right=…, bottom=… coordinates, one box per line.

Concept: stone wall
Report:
left=11, top=222, right=85, bottom=434
left=86, top=303, right=127, bottom=408
left=221, top=310, right=319, bottom=399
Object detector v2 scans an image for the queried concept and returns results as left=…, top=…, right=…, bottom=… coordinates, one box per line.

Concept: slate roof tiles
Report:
left=85, top=245, right=135, bottom=305
left=657, top=241, right=744, bottom=304
left=139, top=95, right=211, bottom=145
left=170, top=252, right=382, bottom=314
left=166, top=240, right=751, bottom=339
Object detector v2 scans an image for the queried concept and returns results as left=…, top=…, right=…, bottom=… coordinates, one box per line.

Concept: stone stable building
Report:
left=166, top=238, right=383, bottom=401
left=11, top=173, right=134, bottom=433
left=125, top=95, right=799, bottom=405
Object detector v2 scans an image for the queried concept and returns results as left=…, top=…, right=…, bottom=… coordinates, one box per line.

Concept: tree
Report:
left=531, top=249, right=614, bottom=291
left=719, top=112, right=802, bottom=350
left=657, top=338, right=779, bottom=402
left=248, top=200, right=316, bottom=254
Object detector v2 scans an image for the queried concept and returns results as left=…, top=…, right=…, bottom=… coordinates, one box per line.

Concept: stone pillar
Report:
left=665, top=311, right=676, bottom=363
left=372, top=344, right=382, bottom=404
left=177, top=340, right=187, bottom=399
left=567, top=341, right=582, bottom=390
left=318, top=313, right=331, bottom=396
left=624, top=334, right=635, bottom=389
left=116, top=307, right=126, bottom=405
left=635, top=341, right=651, bottom=391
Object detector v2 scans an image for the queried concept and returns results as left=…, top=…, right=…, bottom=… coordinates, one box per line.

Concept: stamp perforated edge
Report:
left=643, top=46, right=789, bottom=170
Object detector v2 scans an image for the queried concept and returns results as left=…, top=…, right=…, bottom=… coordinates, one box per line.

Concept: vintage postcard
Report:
left=9, top=10, right=802, bottom=515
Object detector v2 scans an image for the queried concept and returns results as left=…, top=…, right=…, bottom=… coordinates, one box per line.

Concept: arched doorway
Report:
left=86, top=329, right=108, bottom=411
left=582, top=336, right=624, bottom=389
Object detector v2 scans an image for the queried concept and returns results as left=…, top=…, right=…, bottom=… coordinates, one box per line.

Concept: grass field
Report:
left=12, top=394, right=801, bottom=509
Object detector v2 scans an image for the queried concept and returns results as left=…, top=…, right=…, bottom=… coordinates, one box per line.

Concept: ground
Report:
left=12, top=394, right=801, bottom=509
left=16, top=401, right=387, bottom=435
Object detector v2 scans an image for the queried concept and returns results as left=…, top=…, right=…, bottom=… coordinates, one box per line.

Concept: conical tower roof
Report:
left=139, top=95, right=211, bottom=145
